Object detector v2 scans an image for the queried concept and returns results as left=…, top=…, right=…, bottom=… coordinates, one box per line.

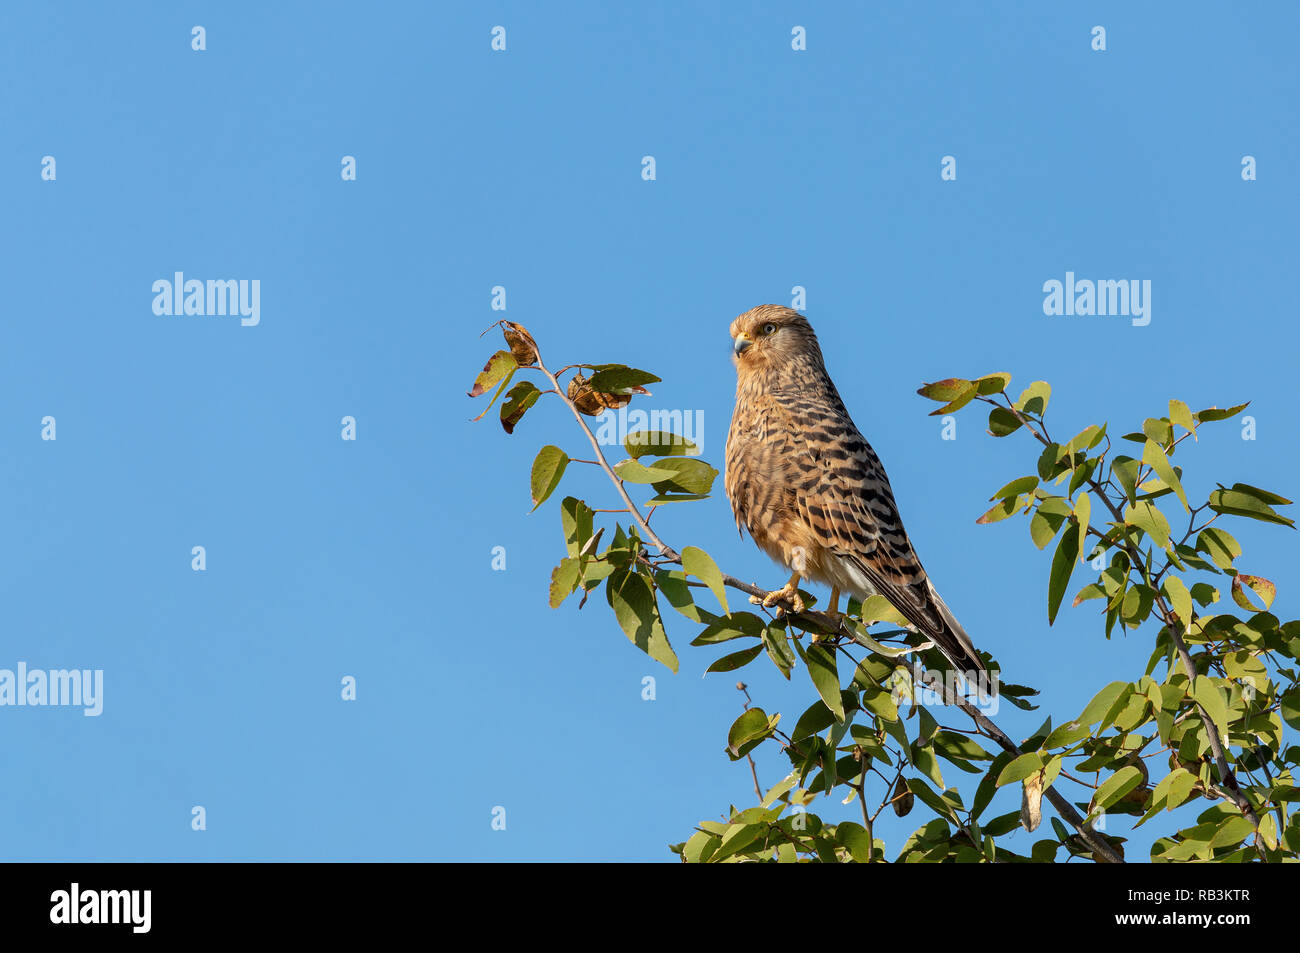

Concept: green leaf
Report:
left=1120, top=585, right=1154, bottom=626
left=858, top=595, right=912, bottom=627
left=981, top=810, right=1023, bottom=837
left=623, top=430, right=699, bottom=459
left=582, top=559, right=616, bottom=589
left=1143, top=417, right=1174, bottom=447
left=1072, top=583, right=1105, bottom=607
left=606, top=568, right=678, bottom=672
left=1080, top=681, right=1130, bottom=725
left=1142, top=439, right=1188, bottom=511
left=560, top=497, right=595, bottom=558
left=1279, top=689, right=1300, bottom=731
left=1231, top=483, right=1291, bottom=506
left=680, top=546, right=730, bottom=615
left=644, top=493, right=710, bottom=506
left=499, top=379, right=542, bottom=434
left=801, top=643, right=845, bottom=722
left=680, top=831, right=718, bottom=863
left=1197, top=527, right=1242, bottom=570
left=712, top=821, right=764, bottom=861
left=587, top=366, right=661, bottom=393
left=1231, top=573, right=1276, bottom=611
left=976, top=497, right=1023, bottom=524
left=1193, top=402, right=1249, bottom=424
left=1047, top=523, right=1079, bottom=625
left=858, top=685, right=899, bottom=722
left=762, top=621, right=796, bottom=679
left=1112, top=456, right=1140, bottom=505
left=843, top=618, right=916, bottom=658
left=706, top=644, right=764, bottom=673
left=1169, top=399, right=1196, bottom=436
left=917, top=378, right=973, bottom=402
left=1066, top=423, right=1106, bottom=454
left=1152, top=767, right=1198, bottom=813
left=906, top=778, right=960, bottom=824
left=792, top=701, right=835, bottom=742
left=530, top=446, right=570, bottom=510
left=654, top=570, right=706, bottom=622
left=933, top=731, right=993, bottom=762
left=690, top=612, right=764, bottom=645
left=926, top=381, right=980, bottom=416
left=835, top=821, right=875, bottom=862
left=471, top=369, right=516, bottom=422
left=1092, top=766, right=1144, bottom=810
left=1043, top=720, right=1092, bottom=749
left=996, top=752, right=1044, bottom=787
left=976, top=372, right=1012, bottom=395
left=467, top=350, right=517, bottom=397
left=1210, top=815, right=1255, bottom=849
left=1068, top=457, right=1098, bottom=497
left=612, top=458, right=680, bottom=484
left=1162, top=575, right=1193, bottom=626
left=647, top=457, right=719, bottom=495
left=1016, top=381, right=1051, bottom=416
left=1192, top=676, right=1230, bottom=736
left=1125, top=500, right=1171, bottom=549
left=1037, top=443, right=1066, bottom=481
left=1223, top=649, right=1266, bottom=682
left=1208, top=486, right=1295, bottom=528
left=987, top=406, right=1023, bottom=437
left=549, top=557, right=582, bottom=608
left=727, top=707, right=775, bottom=759
left=1072, top=492, right=1091, bottom=562
left=1031, top=497, right=1071, bottom=549
left=911, top=746, right=945, bottom=789
left=760, top=771, right=798, bottom=808
left=991, top=476, right=1038, bottom=501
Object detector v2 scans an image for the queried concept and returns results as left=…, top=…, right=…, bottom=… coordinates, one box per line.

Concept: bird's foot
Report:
left=823, top=587, right=844, bottom=629
left=750, top=581, right=806, bottom=617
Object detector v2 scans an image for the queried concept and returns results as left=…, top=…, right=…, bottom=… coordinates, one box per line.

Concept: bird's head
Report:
left=729, top=304, right=821, bottom=372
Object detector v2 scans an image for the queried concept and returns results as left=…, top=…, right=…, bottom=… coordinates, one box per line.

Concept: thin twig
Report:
left=534, top=352, right=679, bottom=559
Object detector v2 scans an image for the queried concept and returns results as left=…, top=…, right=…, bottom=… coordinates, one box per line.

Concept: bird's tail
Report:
left=925, top=584, right=992, bottom=684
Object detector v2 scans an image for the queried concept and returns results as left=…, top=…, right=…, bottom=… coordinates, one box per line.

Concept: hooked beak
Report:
left=733, top=334, right=751, bottom=355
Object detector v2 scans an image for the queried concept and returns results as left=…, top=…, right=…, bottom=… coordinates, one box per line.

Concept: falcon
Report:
left=724, top=304, right=987, bottom=677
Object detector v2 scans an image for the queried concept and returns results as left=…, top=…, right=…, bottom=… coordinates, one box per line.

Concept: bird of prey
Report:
left=724, top=304, right=987, bottom=678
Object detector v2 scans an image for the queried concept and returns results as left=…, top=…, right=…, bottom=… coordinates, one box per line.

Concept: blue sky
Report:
left=1, top=2, right=1295, bottom=860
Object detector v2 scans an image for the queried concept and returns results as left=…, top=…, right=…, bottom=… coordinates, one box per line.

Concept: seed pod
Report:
left=892, top=776, right=914, bottom=818
left=1020, top=771, right=1044, bottom=832
left=566, top=374, right=644, bottom=416
left=501, top=321, right=538, bottom=367
left=567, top=374, right=607, bottom=416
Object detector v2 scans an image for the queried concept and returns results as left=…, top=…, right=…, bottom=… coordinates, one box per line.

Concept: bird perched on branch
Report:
left=723, top=304, right=987, bottom=678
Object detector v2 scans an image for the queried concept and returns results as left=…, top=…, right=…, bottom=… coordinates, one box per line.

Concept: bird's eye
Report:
left=762, top=322, right=778, bottom=335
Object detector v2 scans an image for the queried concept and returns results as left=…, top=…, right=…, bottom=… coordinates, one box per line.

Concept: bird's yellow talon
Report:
left=758, top=580, right=805, bottom=616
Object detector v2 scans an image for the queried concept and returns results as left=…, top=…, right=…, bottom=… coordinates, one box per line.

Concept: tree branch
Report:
left=986, top=395, right=1260, bottom=832
left=532, top=352, right=1125, bottom=862
left=534, top=352, right=680, bottom=559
